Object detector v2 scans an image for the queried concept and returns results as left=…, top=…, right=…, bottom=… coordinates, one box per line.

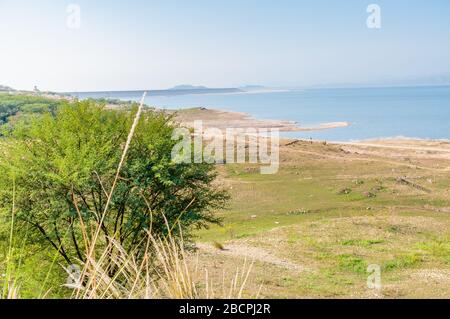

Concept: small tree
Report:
left=0, top=100, right=228, bottom=264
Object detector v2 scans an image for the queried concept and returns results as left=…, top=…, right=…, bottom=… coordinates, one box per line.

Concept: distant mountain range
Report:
left=64, top=85, right=277, bottom=101
left=65, top=86, right=246, bottom=99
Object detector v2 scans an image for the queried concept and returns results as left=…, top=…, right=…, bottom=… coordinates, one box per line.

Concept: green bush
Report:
left=0, top=94, right=63, bottom=134
left=0, top=100, right=228, bottom=265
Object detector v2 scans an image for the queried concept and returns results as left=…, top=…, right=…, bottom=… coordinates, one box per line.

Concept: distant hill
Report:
left=169, top=84, right=269, bottom=92
left=239, top=85, right=267, bottom=91
left=158, top=85, right=242, bottom=96
left=66, top=85, right=276, bottom=99
left=66, top=86, right=244, bottom=99
left=0, top=85, right=15, bottom=92
left=169, top=85, right=209, bottom=91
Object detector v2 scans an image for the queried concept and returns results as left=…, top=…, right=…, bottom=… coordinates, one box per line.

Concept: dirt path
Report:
left=196, top=243, right=307, bottom=272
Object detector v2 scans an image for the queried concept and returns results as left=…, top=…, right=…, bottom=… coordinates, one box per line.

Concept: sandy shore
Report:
left=172, top=107, right=349, bottom=132
left=171, top=108, right=450, bottom=154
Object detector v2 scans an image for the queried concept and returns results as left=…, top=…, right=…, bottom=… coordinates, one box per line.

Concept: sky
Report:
left=0, top=0, right=450, bottom=92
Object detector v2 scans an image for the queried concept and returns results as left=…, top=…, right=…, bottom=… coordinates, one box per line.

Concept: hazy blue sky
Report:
left=1, top=0, right=450, bottom=91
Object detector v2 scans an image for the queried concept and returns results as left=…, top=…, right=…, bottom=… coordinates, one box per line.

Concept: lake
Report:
left=71, top=86, right=450, bottom=142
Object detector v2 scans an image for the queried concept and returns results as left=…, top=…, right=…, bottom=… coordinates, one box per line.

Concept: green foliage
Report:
left=0, top=94, right=63, bottom=134
left=0, top=99, right=228, bottom=265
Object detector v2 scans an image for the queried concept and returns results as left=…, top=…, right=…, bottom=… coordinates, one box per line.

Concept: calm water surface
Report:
left=71, top=86, right=450, bottom=141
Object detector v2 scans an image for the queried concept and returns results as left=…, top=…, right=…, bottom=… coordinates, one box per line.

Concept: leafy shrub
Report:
left=0, top=94, right=63, bottom=134
left=0, top=100, right=228, bottom=266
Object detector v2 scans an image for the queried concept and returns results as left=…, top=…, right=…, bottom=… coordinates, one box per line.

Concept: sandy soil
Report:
left=194, top=138, right=450, bottom=298
left=196, top=242, right=307, bottom=272
left=172, top=108, right=450, bottom=160
left=172, top=107, right=349, bottom=132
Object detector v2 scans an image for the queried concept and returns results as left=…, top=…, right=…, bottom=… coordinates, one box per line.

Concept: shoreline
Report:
left=7, top=92, right=450, bottom=144
left=172, top=107, right=450, bottom=145
left=172, top=107, right=350, bottom=133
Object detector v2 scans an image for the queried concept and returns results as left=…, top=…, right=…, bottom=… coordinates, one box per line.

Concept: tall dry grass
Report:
left=2, top=93, right=257, bottom=299
left=1, top=178, right=20, bottom=299
left=68, top=93, right=256, bottom=299
left=72, top=230, right=255, bottom=299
